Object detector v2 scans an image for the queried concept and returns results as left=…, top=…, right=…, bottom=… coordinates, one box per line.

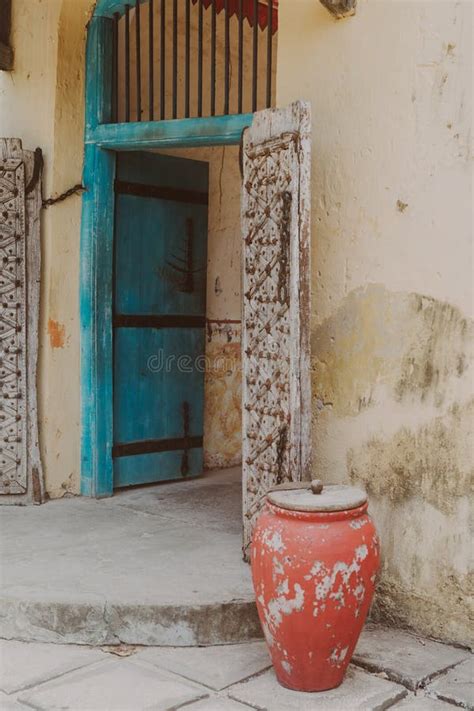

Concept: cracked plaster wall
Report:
left=277, top=0, right=473, bottom=644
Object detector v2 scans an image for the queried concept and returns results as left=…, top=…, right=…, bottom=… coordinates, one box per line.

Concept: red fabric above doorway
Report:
left=191, top=1, right=279, bottom=35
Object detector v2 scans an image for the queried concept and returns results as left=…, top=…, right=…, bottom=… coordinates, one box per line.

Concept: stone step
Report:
left=0, top=468, right=263, bottom=646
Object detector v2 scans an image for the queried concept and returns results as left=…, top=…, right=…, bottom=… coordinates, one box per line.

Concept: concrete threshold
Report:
left=0, top=467, right=262, bottom=646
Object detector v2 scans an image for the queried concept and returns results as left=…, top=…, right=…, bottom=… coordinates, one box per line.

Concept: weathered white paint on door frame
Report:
left=241, top=101, right=312, bottom=556
left=0, top=138, right=44, bottom=503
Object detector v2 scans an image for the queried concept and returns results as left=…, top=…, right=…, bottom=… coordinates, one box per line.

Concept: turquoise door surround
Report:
left=81, top=6, right=252, bottom=496
left=113, top=152, right=208, bottom=487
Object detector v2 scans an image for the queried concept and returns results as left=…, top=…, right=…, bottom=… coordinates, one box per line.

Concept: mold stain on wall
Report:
left=310, top=284, right=473, bottom=645
left=347, top=399, right=473, bottom=516
left=311, top=284, right=473, bottom=419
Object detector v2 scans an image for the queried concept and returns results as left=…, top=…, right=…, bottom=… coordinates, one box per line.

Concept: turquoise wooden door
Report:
left=113, top=152, right=208, bottom=488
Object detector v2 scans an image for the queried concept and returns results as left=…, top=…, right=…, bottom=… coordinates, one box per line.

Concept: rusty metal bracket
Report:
left=25, top=148, right=43, bottom=196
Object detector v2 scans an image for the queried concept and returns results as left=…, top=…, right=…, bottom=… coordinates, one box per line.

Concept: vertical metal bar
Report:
left=149, top=0, right=154, bottom=120
left=198, top=0, right=203, bottom=117
left=252, top=0, right=258, bottom=112
left=113, top=13, right=119, bottom=122
left=224, top=0, right=230, bottom=114
left=266, top=0, right=273, bottom=108
left=125, top=4, right=131, bottom=122
left=185, top=0, right=190, bottom=118
left=173, top=0, right=178, bottom=118
left=238, top=0, right=243, bottom=114
left=160, top=0, right=166, bottom=119
left=135, top=0, right=142, bottom=121
left=210, top=0, right=216, bottom=116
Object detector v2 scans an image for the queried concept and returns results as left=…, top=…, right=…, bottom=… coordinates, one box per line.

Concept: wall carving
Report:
left=241, top=102, right=312, bottom=556
left=0, top=139, right=43, bottom=503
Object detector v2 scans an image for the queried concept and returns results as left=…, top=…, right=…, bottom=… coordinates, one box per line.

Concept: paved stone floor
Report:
left=0, top=624, right=472, bottom=710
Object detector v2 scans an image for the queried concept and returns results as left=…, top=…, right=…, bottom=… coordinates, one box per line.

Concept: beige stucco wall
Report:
left=277, top=0, right=473, bottom=645
left=0, top=0, right=94, bottom=498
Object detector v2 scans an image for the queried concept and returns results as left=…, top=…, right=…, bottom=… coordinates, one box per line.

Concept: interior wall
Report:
left=157, top=145, right=243, bottom=470
left=277, top=0, right=473, bottom=645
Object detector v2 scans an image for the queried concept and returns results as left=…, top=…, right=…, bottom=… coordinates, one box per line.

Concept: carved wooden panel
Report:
left=241, top=101, right=312, bottom=556
left=0, top=138, right=43, bottom=502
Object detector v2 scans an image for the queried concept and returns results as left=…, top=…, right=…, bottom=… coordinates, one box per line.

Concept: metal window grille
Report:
left=111, top=0, right=278, bottom=123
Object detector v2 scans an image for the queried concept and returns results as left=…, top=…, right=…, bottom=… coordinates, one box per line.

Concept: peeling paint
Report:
left=329, top=645, right=349, bottom=667
left=263, top=530, right=286, bottom=554
left=203, top=335, right=242, bottom=470
left=47, top=319, right=66, bottom=349
left=266, top=582, right=305, bottom=627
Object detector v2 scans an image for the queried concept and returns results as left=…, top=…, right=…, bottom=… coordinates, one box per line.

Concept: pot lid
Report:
left=266, top=480, right=367, bottom=513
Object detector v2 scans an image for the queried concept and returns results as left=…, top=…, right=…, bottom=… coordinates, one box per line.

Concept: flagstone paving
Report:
left=228, top=666, right=408, bottom=710
left=353, top=623, right=471, bottom=691
left=136, top=640, right=272, bottom=690
left=0, top=639, right=103, bottom=694
left=426, top=658, right=474, bottom=709
left=0, top=629, right=471, bottom=710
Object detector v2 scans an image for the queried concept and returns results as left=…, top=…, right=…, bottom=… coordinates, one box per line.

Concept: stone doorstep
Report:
left=0, top=468, right=260, bottom=648
left=352, top=623, right=471, bottom=691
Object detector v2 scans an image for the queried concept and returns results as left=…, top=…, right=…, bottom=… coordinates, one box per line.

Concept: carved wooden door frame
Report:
left=0, top=139, right=44, bottom=503
left=241, top=101, right=312, bottom=555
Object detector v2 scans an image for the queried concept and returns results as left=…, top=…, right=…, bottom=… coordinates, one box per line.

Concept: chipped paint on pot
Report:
left=251, top=498, right=380, bottom=692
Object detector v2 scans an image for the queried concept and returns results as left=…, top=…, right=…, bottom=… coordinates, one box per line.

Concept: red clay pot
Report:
left=251, top=484, right=380, bottom=692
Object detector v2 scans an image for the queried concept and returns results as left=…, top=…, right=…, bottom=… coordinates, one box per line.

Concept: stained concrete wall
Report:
left=277, top=0, right=473, bottom=645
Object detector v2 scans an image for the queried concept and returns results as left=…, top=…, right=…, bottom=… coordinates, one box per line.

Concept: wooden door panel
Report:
left=114, top=196, right=208, bottom=316
left=114, top=449, right=204, bottom=488
left=113, top=151, right=208, bottom=488
left=114, top=326, right=205, bottom=443
left=241, top=101, right=312, bottom=556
